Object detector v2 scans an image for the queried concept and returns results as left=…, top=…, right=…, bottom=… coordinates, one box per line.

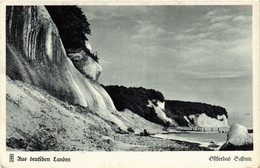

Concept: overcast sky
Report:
left=81, top=6, right=252, bottom=127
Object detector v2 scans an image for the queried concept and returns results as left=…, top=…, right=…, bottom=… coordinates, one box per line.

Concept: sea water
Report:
left=153, top=132, right=228, bottom=150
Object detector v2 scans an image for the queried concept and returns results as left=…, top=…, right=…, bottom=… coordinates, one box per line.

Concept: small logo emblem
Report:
left=9, top=154, right=14, bottom=162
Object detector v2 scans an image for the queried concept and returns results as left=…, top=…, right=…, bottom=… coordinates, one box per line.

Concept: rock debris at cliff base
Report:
left=6, top=77, right=209, bottom=151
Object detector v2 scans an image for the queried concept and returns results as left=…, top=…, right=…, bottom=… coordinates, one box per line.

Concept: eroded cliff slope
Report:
left=6, top=6, right=114, bottom=111
left=6, top=76, right=116, bottom=151
left=6, top=6, right=135, bottom=136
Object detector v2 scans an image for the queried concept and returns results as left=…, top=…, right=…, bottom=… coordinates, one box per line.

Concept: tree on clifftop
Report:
left=45, top=6, right=91, bottom=50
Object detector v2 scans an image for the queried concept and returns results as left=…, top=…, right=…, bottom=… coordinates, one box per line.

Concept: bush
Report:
left=140, top=129, right=149, bottom=136
left=127, top=127, right=134, bottom=133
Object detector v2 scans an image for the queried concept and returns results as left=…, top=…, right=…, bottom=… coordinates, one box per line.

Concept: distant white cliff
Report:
left=165, top=100, right=229, bottom=127
left=184, top=113, right=229, bottom=127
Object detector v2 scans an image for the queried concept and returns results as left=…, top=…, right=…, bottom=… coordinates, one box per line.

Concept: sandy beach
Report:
left=111, top=134, right=212, bottom=151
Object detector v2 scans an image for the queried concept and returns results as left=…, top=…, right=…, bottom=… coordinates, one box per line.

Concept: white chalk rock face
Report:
left=83, top=56, right=102, bottom=81
left=6, top=6, right=115, bottom=111
left=147, top=100, right=176, bottom=126
left=220, top=124, right=253, bottom=150
left=68, top=50, right=102, bottom=81
left=185, top=113, right=229, bottom=127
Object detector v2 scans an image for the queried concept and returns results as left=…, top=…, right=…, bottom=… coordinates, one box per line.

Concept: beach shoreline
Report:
left=152, top=131, right=227, bottom=151
left=112, top=133, right=213, bottom=151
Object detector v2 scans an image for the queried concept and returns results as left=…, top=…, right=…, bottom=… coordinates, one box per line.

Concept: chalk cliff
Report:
left=165, top=100, right=229, bottom=127
left=103, top=85, right=230, bottom=128
left=6, top=6, right=115, bottom=110
left=67, top=49, right=102, bottom=81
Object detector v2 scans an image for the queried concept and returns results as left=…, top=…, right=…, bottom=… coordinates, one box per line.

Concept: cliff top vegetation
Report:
left=45, top=6, right=99, bottom=62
